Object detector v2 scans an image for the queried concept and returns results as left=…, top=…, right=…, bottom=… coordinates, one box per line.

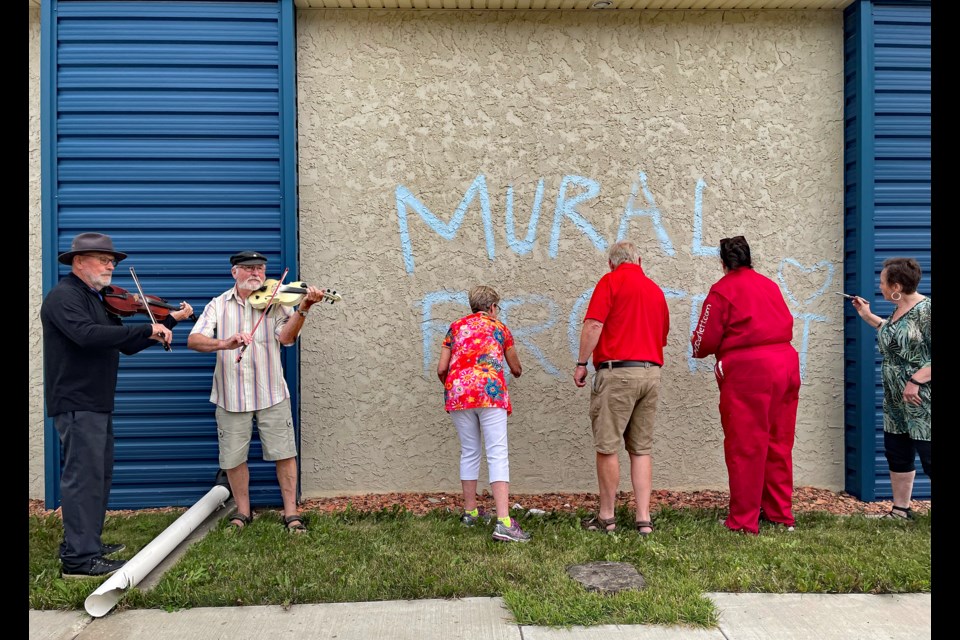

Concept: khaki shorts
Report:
left=215, top=398, right=297, bottom=469
left=589, top=367, right=661, bottom=455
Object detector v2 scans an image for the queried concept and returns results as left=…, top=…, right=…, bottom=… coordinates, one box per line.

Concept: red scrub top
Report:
left=691, top=266, right=794, bottom=359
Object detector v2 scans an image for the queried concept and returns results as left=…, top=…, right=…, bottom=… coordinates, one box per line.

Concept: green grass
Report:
left=28, top=505, right=931, bottom=627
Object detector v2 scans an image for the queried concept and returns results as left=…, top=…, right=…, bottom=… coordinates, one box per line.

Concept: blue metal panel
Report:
left=842, top=0, right=879, bottom=502
left=843, top=0, right=930, bottom=501
left=42, top=0, right=299, bottom=509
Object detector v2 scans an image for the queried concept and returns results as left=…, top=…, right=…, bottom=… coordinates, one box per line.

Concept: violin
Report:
left=102, top=285, right=197, bottom=322
left=249, top=279, right=341, bottom=309
left=236, top=271, right=341, bottom=363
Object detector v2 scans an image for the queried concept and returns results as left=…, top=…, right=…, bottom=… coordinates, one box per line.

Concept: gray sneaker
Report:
left=492, top=518, right=531, bottom=543
left=461, top=507, right=491, bottom=527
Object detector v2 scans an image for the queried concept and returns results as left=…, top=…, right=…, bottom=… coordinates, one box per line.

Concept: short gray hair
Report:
left=607, top=241, right=640, bottom=268
left=468, top=285, right=500, bottom=313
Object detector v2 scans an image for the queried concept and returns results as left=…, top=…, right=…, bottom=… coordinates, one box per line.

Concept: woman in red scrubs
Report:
left=691, top=236, right=801, bottom=534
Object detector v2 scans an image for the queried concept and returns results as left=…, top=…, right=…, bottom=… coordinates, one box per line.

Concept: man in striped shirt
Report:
left=188, top=251, right=328, bottom=533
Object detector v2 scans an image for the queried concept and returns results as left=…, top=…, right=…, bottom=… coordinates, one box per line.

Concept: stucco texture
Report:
left=28, top=8, right=45, bottom=500
left=294, top=10, right=844, bottom=497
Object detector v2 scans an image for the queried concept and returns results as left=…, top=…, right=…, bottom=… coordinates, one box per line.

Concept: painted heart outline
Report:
left=777, top=258, right=834, bottom=306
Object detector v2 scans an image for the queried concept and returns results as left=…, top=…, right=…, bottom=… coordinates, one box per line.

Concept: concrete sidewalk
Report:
left=29, top=592, right=931, bottom=639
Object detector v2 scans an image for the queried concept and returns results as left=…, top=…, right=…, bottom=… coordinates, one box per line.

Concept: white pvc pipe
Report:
left=85, top=484, right=231, bottom=618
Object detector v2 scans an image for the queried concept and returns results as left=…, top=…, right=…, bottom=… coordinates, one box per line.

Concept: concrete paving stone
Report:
left=67, top=597, right=521, bottom=640
left=28, top=610, right=94, bottom=640
left=707, top=593, right=932, bottom=640
left=565, top=561, right=646, bottom=593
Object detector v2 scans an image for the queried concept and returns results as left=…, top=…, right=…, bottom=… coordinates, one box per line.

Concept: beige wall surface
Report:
left=27, top=9, right=846, bottom=501
left=28, top=8, right=45, bottom=500
left=295, top=10, right=845, bottom=498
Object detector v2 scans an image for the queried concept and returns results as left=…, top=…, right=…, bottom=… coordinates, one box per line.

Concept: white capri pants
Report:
left=450, top=407, right=510, bottom=483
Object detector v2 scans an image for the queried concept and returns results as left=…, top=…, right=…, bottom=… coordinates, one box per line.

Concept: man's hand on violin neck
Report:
left=302, top=286, right=327, bottom=307
left=171, top=301, right=194, bottom=322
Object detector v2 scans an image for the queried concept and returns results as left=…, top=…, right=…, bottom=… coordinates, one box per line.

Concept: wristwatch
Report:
left=297, top=308, right=309, bottom=318
left=576, top=361, right=588, bottom=367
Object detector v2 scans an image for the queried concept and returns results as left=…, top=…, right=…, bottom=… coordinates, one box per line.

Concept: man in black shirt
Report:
left=40, top=232, right=191, bottom=579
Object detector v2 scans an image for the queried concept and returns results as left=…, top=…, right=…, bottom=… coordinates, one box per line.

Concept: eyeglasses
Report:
left=84, top=254, right=117, bottom=267
left=237, top=264, right=266, bottom=272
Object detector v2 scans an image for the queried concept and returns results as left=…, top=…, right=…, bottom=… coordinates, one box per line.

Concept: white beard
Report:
left=238, top=276, right=264, bottom=292
left=91, top=273, right=113, bottom=290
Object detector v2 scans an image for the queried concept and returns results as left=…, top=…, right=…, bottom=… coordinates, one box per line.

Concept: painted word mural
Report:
left=397, top=172, right=832, bottom=380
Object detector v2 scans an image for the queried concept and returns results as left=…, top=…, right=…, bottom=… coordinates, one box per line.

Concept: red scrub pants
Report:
left=716, top=343, right=800, bottom=534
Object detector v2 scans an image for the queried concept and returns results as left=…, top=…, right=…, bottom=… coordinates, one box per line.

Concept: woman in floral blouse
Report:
left=437, top=285, right=529, bottom=542
left=849, top=257, right=931, bottom=520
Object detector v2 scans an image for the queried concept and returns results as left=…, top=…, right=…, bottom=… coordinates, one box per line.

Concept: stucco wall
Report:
left=28, top=8, right=45, bottom=499
left=294, top=10, right=844, bottom=497
left=27, top=8, right=846, bottom=501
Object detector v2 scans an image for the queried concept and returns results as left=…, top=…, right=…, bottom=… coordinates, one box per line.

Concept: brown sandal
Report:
left=581, top=514, right=617, bottom=533
left=228, top=512, right=252, bottom=530
left=284, top=514, right=307, bottom=533
left=635, top=520, right=654, bottom=536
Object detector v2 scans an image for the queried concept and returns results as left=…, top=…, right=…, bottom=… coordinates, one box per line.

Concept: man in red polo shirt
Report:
left=574, top=241, right=670, bottom=536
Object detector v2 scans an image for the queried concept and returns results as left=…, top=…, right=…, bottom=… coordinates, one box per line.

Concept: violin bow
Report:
left=236, top=267, right=289, bottom=364
left=129, top=267, right=171, bottom=352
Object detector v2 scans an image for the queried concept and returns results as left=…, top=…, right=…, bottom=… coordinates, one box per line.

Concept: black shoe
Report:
left=101, top=543, right=126, bottom=556
left=62, top=557, right=127, bottom=580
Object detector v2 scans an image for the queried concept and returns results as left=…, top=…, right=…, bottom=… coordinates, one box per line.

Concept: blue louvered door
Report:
left=842, top=0, right=930, bottom=501
left=42, top=0, right=299, bottom=508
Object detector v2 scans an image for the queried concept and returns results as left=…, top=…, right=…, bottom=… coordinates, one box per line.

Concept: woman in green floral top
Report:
left=849, top=257, right=931, bottom=520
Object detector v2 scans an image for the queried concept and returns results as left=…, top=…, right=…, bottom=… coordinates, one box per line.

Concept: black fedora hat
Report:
left=58, top=232, right=128, bottom=265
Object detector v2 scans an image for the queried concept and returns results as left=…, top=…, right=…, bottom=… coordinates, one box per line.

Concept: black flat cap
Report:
left=230, top=251, right=268, bottom=266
